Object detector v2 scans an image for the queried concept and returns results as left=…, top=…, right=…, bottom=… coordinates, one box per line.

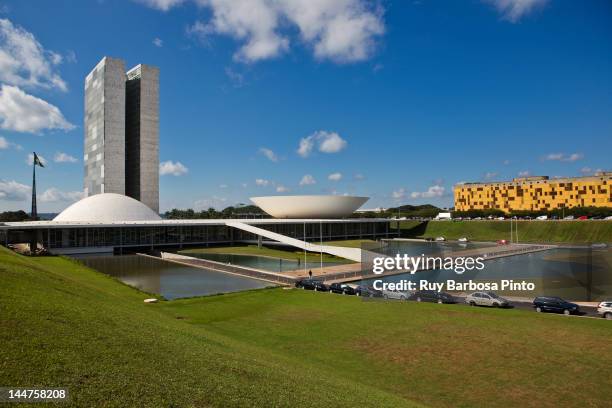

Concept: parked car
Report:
left=458, top=237, right=469, bottom=242
left=328, top=283, right=356, bottom=295
left=563, top=215, right=575, bottom=220
left=382, top=288, right=411, bottom=300
left=578, top=215, right=588, bottom=220
left=411, top=290, right=455, bottom=304
left=605, top=216, right=612, bottom=220
left=533, top=296, right=579, bottom=315
left=465, top=291, right=510, bottom=308
left=313, top=281, right=329, bottom=292
left=297, top=279, right=322, bottom=291
left=355, top=285, right=382, bottom=298
left=597, top=301, right=612, bottom=319
left=536, top=215, right=548, bottom=220
left=435, top=236, right=446, bottom=242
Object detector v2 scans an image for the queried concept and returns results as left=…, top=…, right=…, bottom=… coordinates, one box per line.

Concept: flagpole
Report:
left=31, top=154, right=37, bottom=221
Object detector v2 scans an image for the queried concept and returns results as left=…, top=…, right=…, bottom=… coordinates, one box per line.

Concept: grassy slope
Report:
left=397, top=220, right=612, bottom=243
left=2, top=247, right=612, bottom=407
left=0, top=247, right=409, bottom=407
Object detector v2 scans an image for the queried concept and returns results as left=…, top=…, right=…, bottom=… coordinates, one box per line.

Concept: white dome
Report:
left=54, top=193, right=161, bottom=222
left=250, top=195, right=368, bottom=218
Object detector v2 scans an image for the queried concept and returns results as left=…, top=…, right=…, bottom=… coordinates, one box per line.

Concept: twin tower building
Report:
left=84, top=57, right=160, bottom=213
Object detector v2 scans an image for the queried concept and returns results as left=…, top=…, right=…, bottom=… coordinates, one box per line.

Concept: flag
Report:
left=33, top=152, right=45, bottom=168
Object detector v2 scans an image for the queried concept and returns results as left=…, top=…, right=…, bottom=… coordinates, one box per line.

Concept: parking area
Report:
left=294, top=280, right=607, bottom=319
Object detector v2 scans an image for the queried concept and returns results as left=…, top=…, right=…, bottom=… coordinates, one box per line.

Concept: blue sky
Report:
left=0, top=0, right=610, bottom=213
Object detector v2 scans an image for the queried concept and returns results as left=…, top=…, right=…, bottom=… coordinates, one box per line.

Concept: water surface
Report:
left=75, top=254, right=273, bottom=300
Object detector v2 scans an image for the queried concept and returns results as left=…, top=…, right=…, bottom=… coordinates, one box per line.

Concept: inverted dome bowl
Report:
left=250, top=195, right=368, bottom=218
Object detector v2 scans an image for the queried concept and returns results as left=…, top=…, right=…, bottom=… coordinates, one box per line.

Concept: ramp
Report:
left=225, top=221, right=362, bottom=262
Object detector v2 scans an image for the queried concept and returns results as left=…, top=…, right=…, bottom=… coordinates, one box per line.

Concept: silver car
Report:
left=465, top=292, right=510, bottom=307
left=382, top=288, right=411, bottom=301
left=597, top=301, right=612, bottom=319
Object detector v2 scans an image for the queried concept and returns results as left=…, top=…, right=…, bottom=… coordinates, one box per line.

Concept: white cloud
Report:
left=225, top=67, right=246, bottom=88
left=258, top=147, right=278, bottom=162
left=186, top=20, right=214, bottom=45
left=0, top=135, right=6, bottom=149
left=26, top=153, right=47, bottom=166
left=484, top=172, right=498, bottom=180
left=328, top=172, right=342, bottom=181
left=0, top=179, right=29, bottom=201
left=353, top=173, right=365, bottom=181
left=255, top=178, right=270, bottom=187
left=153, top=37, right=163, bottom=47
left=580, top=167, right=603, bottom=176
left=276, top=184, right=289, bottom=192
left=136, top=0, right=185, bottom=11
left=518, top=170, right=530, bottom=177
left=205, top=0, right=289, bottom=63
left=143, top=1, right=384, bottom=63
left=503, top=159, right=510, bottom=165
left=0, top=85, right=74, bottom=133
left=277, top=0, right=385, bottom=63
left=299, top=174, right=316, bottom=186
left=218, top=184, right=228, bottom=188
left=484, top=0, right=548, bottom=23
left=159, top=160, right=188, bottom=176
left=194, top=195, right=227, bottom=210
left=410, top=185, right=445, bottom=199
left=543, top=152, right=584, bottom=162
left=54, top=151, right=77, bottom=163
left=0, top=18, right=67, bottom=91
left=391, top=188, right=405, bottom=200
left=39, top=187, right=84, bottom=203
left=297, top=130, right=347, bottom=157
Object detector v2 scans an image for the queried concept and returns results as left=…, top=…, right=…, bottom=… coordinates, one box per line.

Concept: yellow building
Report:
left=454, top=172, right=612, bottom=213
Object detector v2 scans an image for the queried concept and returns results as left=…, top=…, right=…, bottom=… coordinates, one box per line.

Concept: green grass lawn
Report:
left=397, top=220, right=612, bottom=243
left=179, top=241, right=374, bottom=263
left=2, top=247, right=612, bottom=407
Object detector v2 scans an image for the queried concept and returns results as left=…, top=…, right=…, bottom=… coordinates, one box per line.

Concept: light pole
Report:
left=320, top=220, right=323, bottom=270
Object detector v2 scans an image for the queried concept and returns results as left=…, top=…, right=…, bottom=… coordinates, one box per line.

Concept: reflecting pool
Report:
left=75, top=254, right=273, bottom=300
left=363, top=243, right=612, bottom=301
left=181, top=252, right=347, bottom=272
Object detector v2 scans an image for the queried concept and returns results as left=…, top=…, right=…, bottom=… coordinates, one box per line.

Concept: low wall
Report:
left=159, top=252, right=296, bottom=285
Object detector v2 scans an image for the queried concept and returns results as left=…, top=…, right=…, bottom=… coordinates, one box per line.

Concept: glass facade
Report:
left=4, top=221, right=391, bottom=250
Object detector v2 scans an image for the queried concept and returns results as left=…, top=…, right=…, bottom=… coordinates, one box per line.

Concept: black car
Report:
left=313, top=281, right=328, bottom=292
left=355, top=285, right=382, bottom=298
left=328, top=283, right=355, bottom=295
left=411, top=290, right=455, bottom=304
left=296, top=279, right=321, bottom=291
left=533, top=296, right=580, bottom=315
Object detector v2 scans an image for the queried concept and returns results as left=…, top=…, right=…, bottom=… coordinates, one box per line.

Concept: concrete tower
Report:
left=125, top=64, right=160, bottom=213
left=84, top=57, right=126, bottom=197
left=83, top=57, right=159, bottom=213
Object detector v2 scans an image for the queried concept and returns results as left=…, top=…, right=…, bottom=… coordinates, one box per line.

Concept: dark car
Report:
left=313, top=281, right=328, bottom=292
left=355, top=285, right=382, bottom=298
left=328, top=283, right=356, bottom=295
left=297, top=279, right=321, bottom=291
left=411, top=290, right=455, bottom=304
left=533, top=296, right=579, bottom=315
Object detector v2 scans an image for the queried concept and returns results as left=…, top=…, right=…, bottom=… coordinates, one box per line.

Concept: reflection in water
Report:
left=75, top=254, right=273, bottom=300
left=363, top=242, right=612, bottom=301
left=182, top=252, right=346, bottom=272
